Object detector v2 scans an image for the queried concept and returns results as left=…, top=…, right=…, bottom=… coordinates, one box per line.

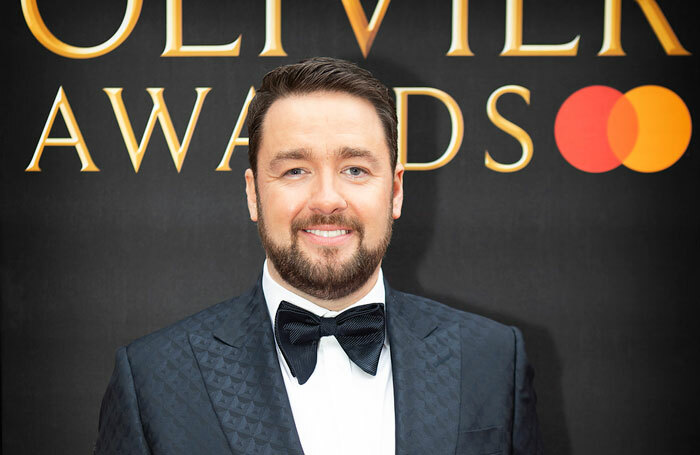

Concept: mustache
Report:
left=291, top=213, right=364, bottom=234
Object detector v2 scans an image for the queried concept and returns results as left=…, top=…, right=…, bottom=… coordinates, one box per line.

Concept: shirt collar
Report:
left=262, top=258, right=386, bottom=323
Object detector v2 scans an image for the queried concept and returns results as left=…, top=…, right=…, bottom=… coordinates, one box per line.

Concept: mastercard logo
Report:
left=554, top=85, right=692, bottom=173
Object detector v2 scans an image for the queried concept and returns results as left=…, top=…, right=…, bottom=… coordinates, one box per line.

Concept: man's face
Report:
left=245, top=91, right=404, bottom=300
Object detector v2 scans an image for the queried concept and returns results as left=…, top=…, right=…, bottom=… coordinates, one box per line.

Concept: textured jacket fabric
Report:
left=95, top=280, right=543, bottom=454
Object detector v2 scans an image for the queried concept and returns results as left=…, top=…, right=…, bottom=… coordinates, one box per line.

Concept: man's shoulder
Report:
left=124, top=285, right=256, bottom=361
left=390, top=288, right=515, bottom=341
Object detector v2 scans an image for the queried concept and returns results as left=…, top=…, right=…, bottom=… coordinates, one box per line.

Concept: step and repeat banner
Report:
left=3, top=0, right=698, bottom=453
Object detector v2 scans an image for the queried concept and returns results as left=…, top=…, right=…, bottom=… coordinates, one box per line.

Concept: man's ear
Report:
left=244, top=168, right=258, bottom=222
left=392, top=161, right=404, bottom=220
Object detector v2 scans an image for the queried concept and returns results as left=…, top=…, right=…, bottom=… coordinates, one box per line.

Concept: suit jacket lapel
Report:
left=188, top=282, right=304, bottom=454
left=386, top=283, right=462, bottom=454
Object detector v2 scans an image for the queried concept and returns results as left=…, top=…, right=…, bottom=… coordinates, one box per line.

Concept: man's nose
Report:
left=308, top=172, right=347, bottom=215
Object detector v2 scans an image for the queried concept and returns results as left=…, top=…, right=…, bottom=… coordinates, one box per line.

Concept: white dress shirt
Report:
left=262, top=260, right=395, bottom=455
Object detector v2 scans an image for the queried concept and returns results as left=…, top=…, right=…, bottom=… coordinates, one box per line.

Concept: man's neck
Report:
left=266, top=259, right=382, bottom=312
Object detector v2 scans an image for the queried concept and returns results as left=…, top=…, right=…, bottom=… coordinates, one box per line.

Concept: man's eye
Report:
left=343, top=167, right=367, bottom=177
left=285, top=168, right=306, bottom=176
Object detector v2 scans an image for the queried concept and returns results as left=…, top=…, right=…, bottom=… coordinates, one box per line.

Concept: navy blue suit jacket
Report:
left=95, top=280, right=542, bottom=454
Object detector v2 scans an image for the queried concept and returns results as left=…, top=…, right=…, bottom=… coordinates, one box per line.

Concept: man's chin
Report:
left=296, top=258, right=358, bottom=283
left=267, top=246, right=381, bottom=300
left=260, top=221, right=390, bottom=300
left=300, top=246, right=353, bottom=266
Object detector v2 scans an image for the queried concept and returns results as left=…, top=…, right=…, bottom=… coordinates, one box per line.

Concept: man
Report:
left=95, top=57, right=542, bottom=455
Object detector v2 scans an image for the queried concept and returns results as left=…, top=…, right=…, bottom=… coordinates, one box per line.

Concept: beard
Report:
left=257, top=200, right=393, bottom=301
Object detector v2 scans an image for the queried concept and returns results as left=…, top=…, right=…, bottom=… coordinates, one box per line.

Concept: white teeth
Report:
left=304, top=229, right=349, bottom=238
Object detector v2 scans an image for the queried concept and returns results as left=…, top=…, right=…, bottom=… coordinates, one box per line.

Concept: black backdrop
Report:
left=3, top=1, right=699, bottom=453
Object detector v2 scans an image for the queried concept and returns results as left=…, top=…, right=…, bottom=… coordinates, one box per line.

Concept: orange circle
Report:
left=621, top=85, right=692, bottom=173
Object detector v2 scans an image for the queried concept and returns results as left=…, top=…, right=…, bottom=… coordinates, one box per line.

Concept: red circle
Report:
left=554, top=86, right=629, bottom=173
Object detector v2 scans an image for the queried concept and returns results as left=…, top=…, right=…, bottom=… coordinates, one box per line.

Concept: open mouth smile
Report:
left=300, top=226, right=354, bottom=246
left=303, top=229, right=350, bottom=238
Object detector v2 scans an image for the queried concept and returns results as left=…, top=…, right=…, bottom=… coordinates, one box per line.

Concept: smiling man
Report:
left=247, top=90, right=401, bottom=307
left=95, top=58, right=542, bottom=455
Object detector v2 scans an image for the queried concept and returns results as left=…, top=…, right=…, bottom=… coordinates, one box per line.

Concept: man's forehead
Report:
left=258, top=91, right=390, bottom=164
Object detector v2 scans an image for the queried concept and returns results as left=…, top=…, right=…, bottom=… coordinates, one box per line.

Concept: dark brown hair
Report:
left=247, top=57, right=397, bottom=174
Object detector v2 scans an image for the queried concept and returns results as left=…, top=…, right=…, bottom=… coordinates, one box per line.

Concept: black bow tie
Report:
left=274, top=300, right=385, bottom=385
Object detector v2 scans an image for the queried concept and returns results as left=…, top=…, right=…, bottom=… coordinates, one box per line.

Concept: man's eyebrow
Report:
left=269, top=149, right=312, bottom=167
left=338, top=147, right=380, bottom=164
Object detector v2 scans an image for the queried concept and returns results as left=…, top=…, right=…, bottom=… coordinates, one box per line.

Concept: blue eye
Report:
left=285, top=168, right=306, bottom=176
left=343, top=167, right=367, bottom=177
